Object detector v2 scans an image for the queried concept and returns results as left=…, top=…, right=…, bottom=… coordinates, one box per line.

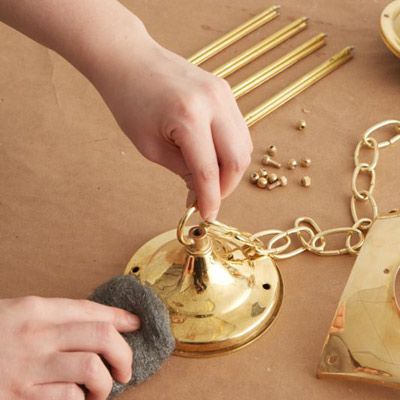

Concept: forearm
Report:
left=0, top=0, right=152, bottom=81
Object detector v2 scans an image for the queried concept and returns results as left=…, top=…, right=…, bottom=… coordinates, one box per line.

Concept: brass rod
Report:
left=188, top=6, right=280, bottom=66
left=212, top=17, right=309, bottom=78
left=244, top=46, right=354, bottom=127
left=232, top=33, right=327, bottom=99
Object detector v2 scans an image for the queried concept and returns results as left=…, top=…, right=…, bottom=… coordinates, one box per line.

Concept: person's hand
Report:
left=92, top=31, right=253, bottom=221
left=0, top=296, right=140, bottom=400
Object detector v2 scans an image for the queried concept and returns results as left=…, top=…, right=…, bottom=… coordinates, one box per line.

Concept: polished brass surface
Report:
left=257, top=177, right=268, bottom=188
left=297, top=120, right=307, bottom=130
left=317, top=212, right=400, bottom=387
left=380, top=0, right=400, bottom=58
left=287, top=159, right=298, bottom=170
left=259, top=168, right=268, bottom=178
left=267, top=173, right=278, bottom=184
left=250, top=172, right=260, bottom=183
left=232, top=33, right=327, bottom=99
left=244, top=47, right=354, bottom=127
left=212, top=17, right=308, bottom=78
left=262, top=155, right=281, bottom=168
left=301, top=158, right=312, bottom=168
left=125, top=208, right=283, bottom=357
left=188, top=6, right=280, bottom=66
left=268, top=176, right=287, bottom=190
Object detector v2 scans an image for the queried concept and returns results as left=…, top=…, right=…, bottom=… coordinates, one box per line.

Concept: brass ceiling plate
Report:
left=125, top=227, right=283, bottom=358
left=381, top=0, right=400, bottom=58
left=318, top=211, right=400, bottom=387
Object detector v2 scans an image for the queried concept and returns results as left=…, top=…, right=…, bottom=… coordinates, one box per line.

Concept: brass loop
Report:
left=363, top=119, right=400, bottom=149
left=354, top=137, right=379, bottom=171
left=345, top=228, right=365, bottom=255
left=351, top=191, right=378, bottom=227
left=271, top=226, right=315, bottom=260
left=311, top=227, right=364, bottom=256
left=352, top=217, right=373, bottom=231
left=252, top=229, right=291, bottom=255
left=294, top=217, right=326, bottom=251
left=351, top=163, right=376, bottom=201
left=177, top=206, right=198, bottom=246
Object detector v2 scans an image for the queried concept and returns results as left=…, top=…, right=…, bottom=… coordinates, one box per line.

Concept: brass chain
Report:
left=202, top=120, right=400, bottom=260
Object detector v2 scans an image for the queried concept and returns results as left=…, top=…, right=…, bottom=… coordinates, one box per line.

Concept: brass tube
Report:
left=232, top=33, right=327, bottom=99
left=212, top=17, right=309, bottom=78
left=244, top=46, right=354, bottom=127
left=188, top=6, right=280, bottom=66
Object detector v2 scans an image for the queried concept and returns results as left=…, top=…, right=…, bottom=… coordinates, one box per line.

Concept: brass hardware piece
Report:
left=267, top=173, right=278, bottom=184
left=259, top=168, right=269, bottom=178
left=188, top=6, right=280, bottom=65
left=249, top=172, right=260, bottom=183
left=244, top=47, right=354, bottom=127
left=267, top=145, right=277, bottom=157
left=297, top=120, right=307, bottom=131
left=212, top=17, right=308, bottom=78
left=301, top=158, right=312, bottom=167
left=257, top=177, right=269, bottom=188
left=232, top=33, right=327, bottom=99
left=125, top=207, right=283, bottom=357
left=262, top=155, right=281, bottom=168
left=380, top=0, right=400, bottom=58
left=318, top=212, right=400, bottom=387
left=287, top=159, right=298, bottom=170
left=300, top=176, right=311, bottom=187
left=268, top=176, right=288, bottom=190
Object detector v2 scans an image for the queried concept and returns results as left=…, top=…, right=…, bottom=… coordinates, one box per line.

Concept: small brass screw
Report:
left=262, top=155, right=281, bottom=168
left=287, top=159, right=298, bottom=170
left=267, top=145, right=277, bottom=156
left=267, top=173, right=278, bottom=184
left=259, top=168, right=268, bottom=178
left=301, top=158, right=312, bottom=168
left=250, top=172, right=259, bottom=183
left=301, top=176, right=311, bottom=187
left=257, top=177, right=268, bottom=189
left=297, top=120, right=307, bottom=131
left=268, top=176, right=288, bottom=190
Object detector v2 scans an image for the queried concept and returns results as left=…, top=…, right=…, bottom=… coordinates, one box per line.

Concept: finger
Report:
left=53, top=322, right=133, bottom=384
left=44, top=352, right=113, bottom=400
left=16, top=297, right=140, bottom=332
left=211, top=115, right=251, bottom=199
left=30, top=383, right=85, bottom=400
left=171, top=122, right=221, bottom=221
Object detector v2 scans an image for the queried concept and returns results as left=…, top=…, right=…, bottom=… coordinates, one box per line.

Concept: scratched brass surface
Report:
left=318, top=211, right=400, bottom=387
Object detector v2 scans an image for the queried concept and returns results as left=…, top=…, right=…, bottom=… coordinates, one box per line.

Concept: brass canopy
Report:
left=124, top=208, right=283, bottom=357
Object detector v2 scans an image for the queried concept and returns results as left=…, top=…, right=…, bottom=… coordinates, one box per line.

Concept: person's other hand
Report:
left=0, top=296, right=140, bottom=400
left=93, top=32, right=252, bottom=221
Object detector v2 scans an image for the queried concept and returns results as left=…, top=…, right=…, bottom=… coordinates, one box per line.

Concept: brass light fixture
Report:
left=125, top=207, right=283, bottom=357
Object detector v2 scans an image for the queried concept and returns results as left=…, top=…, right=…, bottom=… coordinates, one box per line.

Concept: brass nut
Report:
left=261, top=155, right=281, bottom=168
left=268, top=176, right=288, bottom=190
left=287, top=159, right=298, bottom=170
left=301, top=176, right=311, bottom=187
left=267, top=145, right=277, bottom=156
left=297, top=120, right=307, bottom=131
left=267, top=173, right=278, bottom=184
left=259, top=168, right=268, bottom=178
left=250, top=172, right=260, bottom=183
left=257, top=177, right=268, bottom=189
left=301, top=158, right=312, bottom=168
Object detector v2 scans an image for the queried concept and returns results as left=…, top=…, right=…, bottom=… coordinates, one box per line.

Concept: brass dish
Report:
left=381, top=0, right=400, bottom=58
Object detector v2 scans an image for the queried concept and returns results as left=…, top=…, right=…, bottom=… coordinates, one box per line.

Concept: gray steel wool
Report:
left=89, top=275, right=175, bottom=399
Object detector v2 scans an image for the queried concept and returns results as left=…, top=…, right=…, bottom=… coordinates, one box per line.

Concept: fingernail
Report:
left=126, top=313, right=140, bottom=329
left=206, top=209, right=219, bottom=222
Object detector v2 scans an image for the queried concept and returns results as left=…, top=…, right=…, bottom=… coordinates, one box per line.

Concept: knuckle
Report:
left=225, top=154, right=251, bottom=173
left=197, top=163, right=219, bottom=183
left=168, top=95, right=200, bottom=126
left=84, top=354, right=102, bottom=381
